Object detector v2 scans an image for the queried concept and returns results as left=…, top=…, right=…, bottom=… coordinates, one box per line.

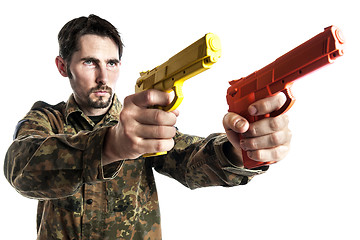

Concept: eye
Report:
left=84, top=59, right=93, bottom=65
left=107, top=61, right=118, bottom=68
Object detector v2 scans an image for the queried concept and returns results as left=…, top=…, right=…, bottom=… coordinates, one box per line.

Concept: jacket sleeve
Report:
left=153, top=131, right=269, bottom=190
left=4, top=107, right=122, bottom=200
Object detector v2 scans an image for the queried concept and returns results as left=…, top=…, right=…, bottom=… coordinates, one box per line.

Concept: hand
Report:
left=102, top=89, right=178, bottom=165
left=223, top=92, right=292, bottom=166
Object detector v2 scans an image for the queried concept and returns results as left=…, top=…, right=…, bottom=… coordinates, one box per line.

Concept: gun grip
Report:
left=143, top=151, right=167, bottom=157
left=143, top=83, right=184, bottom=158
left=242, top=88, right=295, bottom=169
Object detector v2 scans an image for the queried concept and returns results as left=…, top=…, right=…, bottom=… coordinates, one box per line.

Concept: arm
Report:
left=150, top=94, right=290, bottom=189
left=102, top=90, right=289, bottom=189
left=158, top=94, right=290, bottom=189
left=180, top=93, right=291, bottom=189
left=153, top=131, right=269, bottom=189
left=4, top=104, right=121, bottom=200
left=101, top=89, right=267, bottom=189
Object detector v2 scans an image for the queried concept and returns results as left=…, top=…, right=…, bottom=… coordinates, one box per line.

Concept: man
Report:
left=4, top=14, right=291, bottom=239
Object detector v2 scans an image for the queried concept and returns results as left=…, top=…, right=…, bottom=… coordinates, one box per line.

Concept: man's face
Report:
left=66, top=34, right=120, bottom=116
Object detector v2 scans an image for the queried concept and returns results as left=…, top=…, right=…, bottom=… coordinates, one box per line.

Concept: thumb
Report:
left=223, top=112, right=249, bottom=134
left=223, top=112, right=249, bottom=150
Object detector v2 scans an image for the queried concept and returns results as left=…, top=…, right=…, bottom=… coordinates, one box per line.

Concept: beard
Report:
left=87, top=85, right=113, bottom=109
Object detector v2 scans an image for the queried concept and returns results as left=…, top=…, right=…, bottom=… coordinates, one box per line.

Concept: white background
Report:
left=0, top=0, right=359, bottom=239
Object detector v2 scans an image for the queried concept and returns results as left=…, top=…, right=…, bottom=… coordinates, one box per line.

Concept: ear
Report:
left=55, top=56, right=68, bottom=77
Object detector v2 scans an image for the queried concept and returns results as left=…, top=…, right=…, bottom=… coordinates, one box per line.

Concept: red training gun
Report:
left=226, top=26, right=345, bottom=169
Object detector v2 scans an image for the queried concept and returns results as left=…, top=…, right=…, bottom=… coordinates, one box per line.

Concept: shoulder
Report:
left=28, top=100, right=66, bottom=120
left=15, top=100, right=67, bottom=137
left=31, top=100, right=66, bottom=113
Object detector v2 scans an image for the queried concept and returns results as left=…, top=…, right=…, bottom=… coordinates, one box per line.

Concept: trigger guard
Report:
left=162, top=84, right=184, bottom=112
left=269, top=88, right=296, bottom=117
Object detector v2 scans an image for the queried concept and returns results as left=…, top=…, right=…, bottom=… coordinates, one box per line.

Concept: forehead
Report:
left=76, top=34, right=119, bottom=59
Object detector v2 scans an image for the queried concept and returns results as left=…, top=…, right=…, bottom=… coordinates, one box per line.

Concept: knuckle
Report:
left=248, top=138, right=258, bottom=150
left=270, top=131, right=282, bottom=146
left=123, top=95, right=132, bottom=106
left=119, top=109, right=135, bottom=127
left=143, top=90, right=155, bottom=105
left=122, top=124, right=135, bottom=139
left=153, top=110, right=164, bottom=124
left=247, top=125, right=257, bottom=136
left=119, top=109, right=130, bottom=122
left=248, top=150, right=261, bottom=161
left=123, top=131, right=140, bottom=151
left=119, top=118, right=137, bottom=141
left=263, top=100, right=272, bottom=113
left=154, top=139, right=173, bottom=152
left=288, top=129, right=293, bottom=141
left=269, top=117, right=282, bottom=131
left=130, top=138, right=141, bottom=150
left=155, top=111, right=176, bottom=126
left=249, top=145, right=288, bottom=162
left=154, top=141, right=164, bottom=152
left=256, top=99, right=272, bottom=114
left=156, top=126, right=167, bottom=138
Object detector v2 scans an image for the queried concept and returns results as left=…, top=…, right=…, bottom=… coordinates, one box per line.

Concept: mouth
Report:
left=91, top=86, right=112, bottom=97
left=93, top=90, right=110, bottom=97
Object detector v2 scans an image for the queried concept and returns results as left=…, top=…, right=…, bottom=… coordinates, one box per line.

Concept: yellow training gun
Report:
left=135, top=33, right=221, bottom=156
left=135, top=33, right=221, bottom=111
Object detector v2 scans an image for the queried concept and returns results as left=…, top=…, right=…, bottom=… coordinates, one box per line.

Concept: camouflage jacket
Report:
left=4, top=94, right=267, bottom=240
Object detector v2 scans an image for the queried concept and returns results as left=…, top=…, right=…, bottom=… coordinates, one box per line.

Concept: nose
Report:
left=96, top=64, right=109, bottom=85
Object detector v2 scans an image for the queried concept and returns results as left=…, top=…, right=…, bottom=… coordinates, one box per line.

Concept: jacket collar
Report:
left=64, top=94, right=121, bottom=125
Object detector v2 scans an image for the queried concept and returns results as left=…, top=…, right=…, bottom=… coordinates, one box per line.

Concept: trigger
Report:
left=162, top=83, right=184, bottom=112
left=269, top=88, right=296, bottom=117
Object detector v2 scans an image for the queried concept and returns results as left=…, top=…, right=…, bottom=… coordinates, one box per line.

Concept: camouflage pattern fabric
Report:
left=4, top=94, right=268, bottom=240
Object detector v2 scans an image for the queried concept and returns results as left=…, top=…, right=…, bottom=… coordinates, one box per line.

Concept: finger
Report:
left=242, top=114, right=289, bottom=138
left=141, top=138, right=175, bottom=154
left=133, top=89, right=173, bottom=108
left=171, top=109, right=180, bottom=117
left=248, top=92, right=287, bottom=116
left=136, top=125, right=177, bottom=139
left=247, top=144, right=290, bottom=162
left=240, top=128, right=292, bottom=151
left=136, top=108, right=178, bottom=126
left=223, top=112, right=249, bottom=134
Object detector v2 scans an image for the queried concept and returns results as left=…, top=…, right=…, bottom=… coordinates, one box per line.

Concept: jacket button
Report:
left=86, top=199, right=93, bottom=205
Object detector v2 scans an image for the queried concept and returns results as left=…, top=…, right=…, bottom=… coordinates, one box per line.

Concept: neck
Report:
left=81, top=108, right=109, bottom=116
left=83, top=107, right=110, bottom=117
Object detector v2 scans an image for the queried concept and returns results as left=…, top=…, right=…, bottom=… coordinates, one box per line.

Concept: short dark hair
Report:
left=58, top=14, right=123, bottom=64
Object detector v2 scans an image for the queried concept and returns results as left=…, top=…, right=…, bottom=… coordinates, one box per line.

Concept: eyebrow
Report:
left=80, top=57, right=120, bottom=64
